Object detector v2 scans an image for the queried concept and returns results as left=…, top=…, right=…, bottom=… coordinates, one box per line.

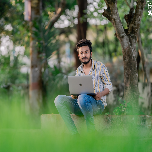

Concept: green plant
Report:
left=113, top=103, right=126, bottom=115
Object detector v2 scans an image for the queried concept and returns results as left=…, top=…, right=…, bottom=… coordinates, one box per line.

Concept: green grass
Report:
left=0, top=127, right=152, bottom=152
left=0, top=93, right=152, bottom=152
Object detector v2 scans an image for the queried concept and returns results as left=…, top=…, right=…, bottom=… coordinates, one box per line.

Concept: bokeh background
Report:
left=0, top=0, right=152, bottom=118
left=1, top=1, right=152, bottom=151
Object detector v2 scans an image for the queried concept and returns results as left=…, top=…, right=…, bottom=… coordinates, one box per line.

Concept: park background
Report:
left=0, top=0, right=152, bottom=151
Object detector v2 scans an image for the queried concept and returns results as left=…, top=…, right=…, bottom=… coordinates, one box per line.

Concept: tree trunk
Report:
left=122, top=35, right=138, bottom=105
left=29, top=0, right=42, bottom=116
left=74, top=0, right=88, bottom=69
left=102, top=0, right=146, bottom=111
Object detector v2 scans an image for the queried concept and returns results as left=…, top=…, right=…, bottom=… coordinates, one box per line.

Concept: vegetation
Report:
left=0, top=94, right=152, bottom=151
left=0, top=0, right=152, bottom=126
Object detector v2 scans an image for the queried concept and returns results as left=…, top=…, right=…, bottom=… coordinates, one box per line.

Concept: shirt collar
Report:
left=80, top=59, right=95, bottom=72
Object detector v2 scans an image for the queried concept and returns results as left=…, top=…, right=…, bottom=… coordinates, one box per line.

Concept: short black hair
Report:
left=76, top=39, right=92, bottom=53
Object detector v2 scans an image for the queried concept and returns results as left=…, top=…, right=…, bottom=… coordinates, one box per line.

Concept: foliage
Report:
left=0, top=0, right=151, bottom=115
left=0, top=0, right=12, bottom=34
left=0, top=0, right=11, bottom=18
left=113, top=99, right=146, bottom=115
left=42, top=65, right=72, bottom=114
left=0, top=53, right=27, bottom=85
left=0, top=94, right=152, bottom=152
left=0, top=0, right=65, bottom=86
left=113, top=101, right=129, bottom=115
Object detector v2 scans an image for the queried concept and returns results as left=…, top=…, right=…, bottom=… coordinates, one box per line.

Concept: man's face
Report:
left=78, top=45, right=92, bottom=64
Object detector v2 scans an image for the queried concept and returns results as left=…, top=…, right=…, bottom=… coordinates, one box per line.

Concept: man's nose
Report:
left=82, top=53, right=85, bottom=57
left=82, top=53, right=86, bottom=57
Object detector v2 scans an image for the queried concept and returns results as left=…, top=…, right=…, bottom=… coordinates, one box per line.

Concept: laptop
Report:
left=68, top=75, right=96, bottom=96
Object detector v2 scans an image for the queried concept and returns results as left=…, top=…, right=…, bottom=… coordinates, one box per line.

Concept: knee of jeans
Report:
left=78, top=94, right=89, bottom=108
left=78, top=94, right=88, bottom=101
left=54, top=95, right=66, bottom=107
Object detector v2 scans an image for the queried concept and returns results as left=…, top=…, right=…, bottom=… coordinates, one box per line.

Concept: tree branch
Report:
left=102, top=7, right=112, bottom=22
left=102, top=0, right=125, bottom=39
left=124, top=0, right=134, bottom=30
left=102, top=0, right=112, bottom=21
left=128, top=0, right=146, bottom=35
left=45, top=0, right=66, bottom=35
left=124, top=7, right=135, bottom=28
left=124, top=0, right=131, bottom=8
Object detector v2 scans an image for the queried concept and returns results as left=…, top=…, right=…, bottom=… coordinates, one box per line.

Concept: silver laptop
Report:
left=68, top=75, right=96, bottom=95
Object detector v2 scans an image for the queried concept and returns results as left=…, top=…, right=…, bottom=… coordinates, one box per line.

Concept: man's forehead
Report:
left=79, top=46, right=90, bottom=51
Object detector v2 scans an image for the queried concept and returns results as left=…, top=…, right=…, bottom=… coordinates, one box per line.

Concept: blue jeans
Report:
left=54, top=94, right=104, bottom=134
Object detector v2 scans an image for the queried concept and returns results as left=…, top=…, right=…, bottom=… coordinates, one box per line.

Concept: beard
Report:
left=80, top=56, right=91, bottom=64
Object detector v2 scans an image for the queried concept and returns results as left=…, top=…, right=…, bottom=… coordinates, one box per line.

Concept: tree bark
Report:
left=102, top=0, right=146, bottom=109
left=29, top=0, right=42, bottom=116
left=74, top=0, right=88, bottom=69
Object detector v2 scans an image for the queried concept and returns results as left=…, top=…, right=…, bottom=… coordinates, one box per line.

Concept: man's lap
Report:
left=55, top=94, right=104, bottom=116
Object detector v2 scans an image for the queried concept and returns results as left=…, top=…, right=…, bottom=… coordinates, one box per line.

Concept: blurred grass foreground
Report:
left=0, top=94, right=152, bottom=152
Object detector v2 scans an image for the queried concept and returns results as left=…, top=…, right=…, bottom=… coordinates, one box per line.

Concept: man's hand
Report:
left=94, top=88, right=110, bottom=100
left=71, top=95, right=78, bottom=99
left=94, top=92, right=103, bottom=100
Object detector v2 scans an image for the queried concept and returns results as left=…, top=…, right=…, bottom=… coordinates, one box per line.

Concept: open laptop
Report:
left=68, top=75, right=96, bottom=96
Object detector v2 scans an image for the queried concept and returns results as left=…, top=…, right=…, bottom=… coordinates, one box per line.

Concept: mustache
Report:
left=82, top=57, right=88, bottom=59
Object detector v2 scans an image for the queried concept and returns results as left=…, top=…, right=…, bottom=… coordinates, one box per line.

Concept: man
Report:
left=54, top=39, right=112, bottom=134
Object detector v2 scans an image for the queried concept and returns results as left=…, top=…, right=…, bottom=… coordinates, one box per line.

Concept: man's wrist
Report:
left=100, top=88, right=109, bottom=97
left=99, top=91, right=104, bottom=98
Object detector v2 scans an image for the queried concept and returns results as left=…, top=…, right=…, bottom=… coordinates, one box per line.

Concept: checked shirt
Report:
left=75, top=59, right=112, bottom=107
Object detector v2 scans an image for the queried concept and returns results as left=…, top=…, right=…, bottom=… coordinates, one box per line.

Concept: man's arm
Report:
left=94, top=88, right=109, bottom=100
left=94, top=64, right=112, bottom=100
left=100, top=64, right=113, bottom=93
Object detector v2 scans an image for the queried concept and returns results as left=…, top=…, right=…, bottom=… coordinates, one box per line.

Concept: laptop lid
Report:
left=68, top=75, right=96, bottom=95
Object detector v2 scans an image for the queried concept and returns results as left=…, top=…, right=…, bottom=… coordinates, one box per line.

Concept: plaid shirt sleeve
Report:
left=100, top=64, right=113, bottom=93
left=75, top=69, right=78, bottom=76
left=75, top=67, right=81, bottom=76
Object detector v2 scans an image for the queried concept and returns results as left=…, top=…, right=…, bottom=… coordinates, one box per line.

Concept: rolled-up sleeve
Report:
left=100, top=65, right=113, bottom=93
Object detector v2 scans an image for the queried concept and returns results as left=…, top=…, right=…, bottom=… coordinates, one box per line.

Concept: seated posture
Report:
left=54, top=39, right=112, bottom=134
